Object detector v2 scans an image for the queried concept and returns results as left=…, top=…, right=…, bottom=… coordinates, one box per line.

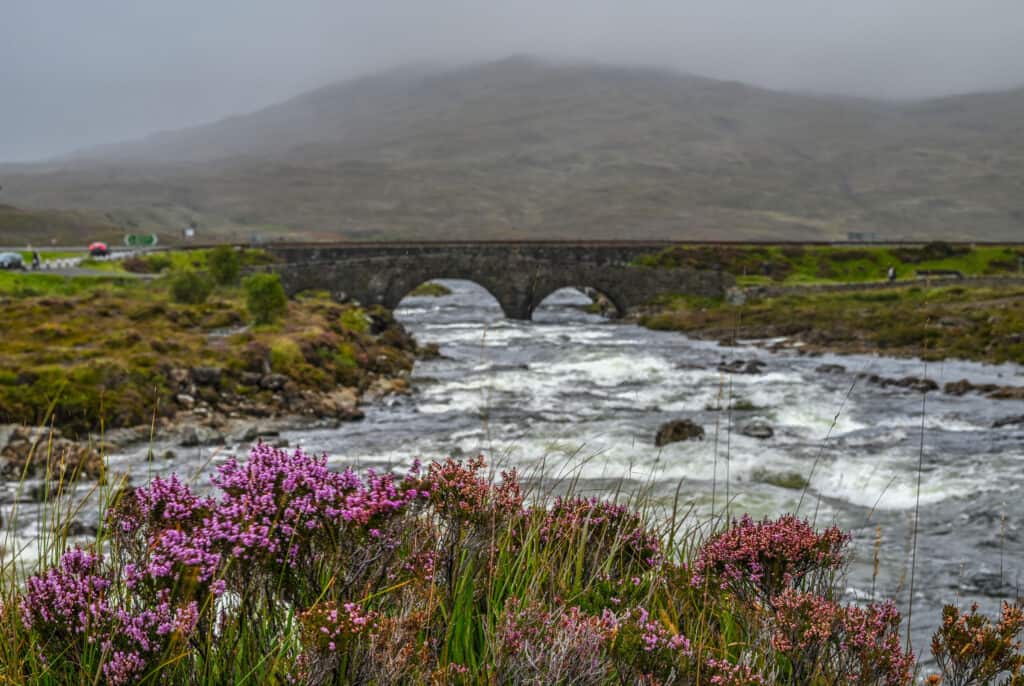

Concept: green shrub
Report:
left=340, top=307, right=370, bottom=334
left=169, top=269, right=213, bottom=304
left=208, top=246, right=241, bottom=285
left=245, top=273, right=288, bottom=325
left=148, top=254, right=173, bottom=272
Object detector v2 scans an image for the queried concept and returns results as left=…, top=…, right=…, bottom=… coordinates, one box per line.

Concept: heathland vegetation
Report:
left=635, top=243, right=1024, bottom=365
left=1, top=448, right=1021, bottom=684
left=0, top=248, right=428, bottom=477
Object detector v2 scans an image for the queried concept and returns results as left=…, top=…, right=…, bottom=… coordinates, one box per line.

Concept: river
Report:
left=6, top=279, right=1024, bottom=665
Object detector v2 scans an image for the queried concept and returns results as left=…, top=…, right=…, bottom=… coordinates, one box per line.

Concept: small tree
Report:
left=245, top=273, right=288, bottom=325
left=169, top=269, right=213, bottom=304
left=207, top=245, right=241, bottom=286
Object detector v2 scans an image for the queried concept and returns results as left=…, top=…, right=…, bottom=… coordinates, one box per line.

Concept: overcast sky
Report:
left=2, top=0, right=1024, bottom=162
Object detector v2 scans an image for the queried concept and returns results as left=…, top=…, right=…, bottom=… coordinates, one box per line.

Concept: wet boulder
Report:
left=992, top=415, right=1024, bottom=428
left=815, top=364, right=847, bottom=375
left=862, top=374, right=938, bottom=393
left=179, top=425, right=225, bottom=447
left=944, top=379, right=1024, bottom=399
left=739, top=419, right=774, bottom=440
left=0, top=432, right=103, bottom=481
left=317, top=388, right=363, bottom=419
left=655, top=419, right=705, bottom=446
left=717, top=359, right=766, bottom=375
left=259, top=373, right=289, bottom=391
left=191, top=366, right=223, bottom=386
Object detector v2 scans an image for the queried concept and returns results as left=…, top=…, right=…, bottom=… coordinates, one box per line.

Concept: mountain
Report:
left=2, top=57, right=1023, bottom=242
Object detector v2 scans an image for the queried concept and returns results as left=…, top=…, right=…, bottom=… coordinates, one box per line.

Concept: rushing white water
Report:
left=4, top=279, right=1022, bottom=662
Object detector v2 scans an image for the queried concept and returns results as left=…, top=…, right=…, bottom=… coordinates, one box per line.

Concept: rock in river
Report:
left=740, top=419, right=775, bottom=440
left=815, top=364, right=847, bottom=375
left=655, top=419, right=705, bottom=446
left=718, top=359, right=766, bottom=375
left=993, top=415, right=1024, bottom=429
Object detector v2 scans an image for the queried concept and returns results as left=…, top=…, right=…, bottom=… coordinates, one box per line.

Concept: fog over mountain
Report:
left=2, top=0, right=1024, bottom=161
left=2, top=57, right=1023, bottom=243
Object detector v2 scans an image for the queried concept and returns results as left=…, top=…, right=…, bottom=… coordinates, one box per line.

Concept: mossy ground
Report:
left=635, top=243, right=1024, bottom=285
left=641, top=284, right=1024, bottom=364
left=0, top=271, right=415, bottom=436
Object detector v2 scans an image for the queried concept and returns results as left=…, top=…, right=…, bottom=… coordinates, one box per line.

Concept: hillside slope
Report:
left=2, top=57, right=1023, bottom=242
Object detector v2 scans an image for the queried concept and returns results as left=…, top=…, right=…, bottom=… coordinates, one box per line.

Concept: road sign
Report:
left=124, top=233, right=159, bottom=247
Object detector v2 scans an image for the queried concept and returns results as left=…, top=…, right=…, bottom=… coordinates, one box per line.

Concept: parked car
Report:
left=0, top=252, right=26, bottom=270
left=88, top=242, right=110, bottom=257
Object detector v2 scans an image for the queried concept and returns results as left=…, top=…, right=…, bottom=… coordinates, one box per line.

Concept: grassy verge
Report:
left=17, top=251, right=83, bottom=263
left=640, top=285, right=1024, bottom=364
left=1, top=448, right=1020, bottom=684
left=635, top=242, right=1024, bottom=285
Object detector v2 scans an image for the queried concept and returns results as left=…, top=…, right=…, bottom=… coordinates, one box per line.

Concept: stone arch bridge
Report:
left=262, top=242, right=733, bottom=320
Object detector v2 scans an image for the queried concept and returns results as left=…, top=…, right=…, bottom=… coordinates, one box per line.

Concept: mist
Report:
left=2, top=0, right=1024, bottom=162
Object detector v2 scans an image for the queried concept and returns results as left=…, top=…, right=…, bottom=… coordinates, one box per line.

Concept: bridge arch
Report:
left=532, top=285, right=625, bottom=319
left=394, top=278, right=507, bottom=317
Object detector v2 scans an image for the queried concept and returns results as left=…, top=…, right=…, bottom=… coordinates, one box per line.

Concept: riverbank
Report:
left=634, top=242, right=1024, bottom=285
left=637, top=282, right=1024, bottom=366
left=0, top=267, right=429, bottom=481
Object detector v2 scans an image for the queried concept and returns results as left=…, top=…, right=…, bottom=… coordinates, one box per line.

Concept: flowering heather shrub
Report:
left=930, top=601, right=1024, bottom=685
left=357, top=612, right=435, bottom=684
left=19, top=549, right=197, bottom=686
left=109, top=474, right=223, bottom=601
left=299, top=600, right=379, bottom=653
left=691, top=514, right=849, bottom=603
left=101, top=596, right=198, bottom=685
left=704, top=658, right=769, bottom=685
left=19, top=548, right=110, bottom=654
left=540, top=497, right=663, bottom=582
left=607, top=606, right=693, bottom=683
left=768, top=588, right=914, bottom=685
left=422, top=455, right=522, bottom=524
left=16, top=451, right=1011, bottom=685
left=495, top=598, right=617, bottom=685
left=295, top=600, right=379, bottom=684
left=839, top=600, right=916, bottom=686
left=205, top=444, right=427, bottom=602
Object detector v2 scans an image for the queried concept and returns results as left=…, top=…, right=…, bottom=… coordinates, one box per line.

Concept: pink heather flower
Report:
left=496, top=599, right=618, bottom=683
left=538, top=497, right=663, bottom=579
left=769, top=589, right=914, bottom=686
left=298, top=600, right=379, bottom=653
left=20, top=548, right=199, bottom=686
left=691, top=514, right=849, bottom=602
left=206, top=444, right=423, bottom=573
left=422, top=456, right=523, bottom=522
left=20, top=548, right=110, bottom=634
left=705, top=658, right=768, bottom=685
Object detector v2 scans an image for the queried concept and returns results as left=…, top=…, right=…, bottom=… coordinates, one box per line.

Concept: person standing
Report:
left=887, top=265, right=896, bottom=283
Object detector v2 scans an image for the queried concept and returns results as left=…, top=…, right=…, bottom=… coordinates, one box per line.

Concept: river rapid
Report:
left=7, top=280, right=1024, bottom=663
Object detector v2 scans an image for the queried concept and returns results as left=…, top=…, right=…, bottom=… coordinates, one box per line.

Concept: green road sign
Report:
left=124, top=234, right=159, bottom=247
